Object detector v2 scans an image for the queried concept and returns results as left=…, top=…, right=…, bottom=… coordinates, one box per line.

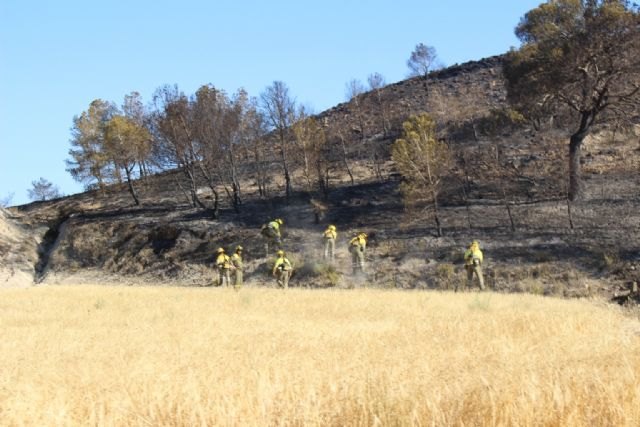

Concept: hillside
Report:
left=3, top=55, right=640, bottom=305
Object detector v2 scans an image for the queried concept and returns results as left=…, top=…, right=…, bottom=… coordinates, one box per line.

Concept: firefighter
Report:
left=231, top=245, right=244, bottom=289
left=261, top=218, right=284, bottom=257
left=464, top=240, right=485, bottom=290
left=215, top=247, right=233, bottom=287
left=322, top=224, right=337, bottom=262
left=349, top=232, right=367, bottom=274
left=272, top=249, right=293, bottom=289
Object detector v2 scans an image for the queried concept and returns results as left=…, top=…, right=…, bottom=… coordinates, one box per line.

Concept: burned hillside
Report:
left=4, top=55, right=640, bottom=304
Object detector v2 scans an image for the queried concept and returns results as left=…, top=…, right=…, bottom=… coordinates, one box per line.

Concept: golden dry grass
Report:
left=1, top=286, right=639, bottom=426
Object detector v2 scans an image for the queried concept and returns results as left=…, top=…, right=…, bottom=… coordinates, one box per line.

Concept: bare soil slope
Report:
left=0, top=208, right=40, bottom=287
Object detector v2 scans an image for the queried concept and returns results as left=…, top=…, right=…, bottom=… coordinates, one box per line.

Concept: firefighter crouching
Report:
left=272, top=250, right=293, bottom=289
left=464, top=240, right=485, bottom=290
left=261, top=218, right=283, bottom=257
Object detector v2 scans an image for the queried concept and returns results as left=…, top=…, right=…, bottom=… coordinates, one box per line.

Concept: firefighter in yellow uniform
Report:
left=272, top=250, right=293, bottom=289
left=215, top=247, right=233, bottom=287
left=464, top=240, right=485, bottom=290
left=349, top=232, right=367, bottom=274
left=261, top=218, right=283, bottom=257
left=231, top=245, right=244, bottom=289
left=322, top=225, right=337, bottom=262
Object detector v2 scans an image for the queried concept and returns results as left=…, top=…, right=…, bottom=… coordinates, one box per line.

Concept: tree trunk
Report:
left=124, top=166, right=140, bottom=206
left=566, top=198, right=574, bottom=230
left=172, top=173, right=192, bottom=205
left=340, top=135, right=355, bottom=185
left=568, top=112, right=591, bottom=201
left=568, top=133, right=585, bottom=201
left=184, top=167, right=206, bottom=209
left=283, top=162, right=292, bottom=202
left=502, top=188, right=515, bottom=232
left=432, top=190, right=442, bottom=237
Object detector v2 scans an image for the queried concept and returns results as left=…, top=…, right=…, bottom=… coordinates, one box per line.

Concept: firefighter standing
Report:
left=261, top=218, right=283, bottom=257
left=231, top=245, right=244, bottom=289
left=464, top=240, right=485, bottom=290
left=215, top=247, right=233, bottom=287
left=272, top=249, right=293, bottom=289
left=349, top=232, right=367, bottom=274
left=322, top=224, right=337, bottom=262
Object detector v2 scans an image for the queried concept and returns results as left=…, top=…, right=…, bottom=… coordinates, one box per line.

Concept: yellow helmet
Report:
left=276, top=250, right=285, bottom=256
left=276, top=218, right=283, bottom=225
left=236, top=245, right=243, bottom=252
left=359, top=232, right=368, bottom=238
left=217, top=247, right=225, bottom=253
left=329, top=225, right=336, bottom=231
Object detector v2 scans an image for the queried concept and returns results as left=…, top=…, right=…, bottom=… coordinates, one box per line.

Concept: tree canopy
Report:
left=504, top=0, right=640, bottom=200
left=392, top=113, right=450, bottom=236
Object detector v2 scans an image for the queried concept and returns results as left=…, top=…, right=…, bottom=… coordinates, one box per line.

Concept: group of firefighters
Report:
left=213, top=218, right=485, bottom=290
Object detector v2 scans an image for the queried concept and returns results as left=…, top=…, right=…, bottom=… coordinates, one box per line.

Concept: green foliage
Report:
left=504, top=0, right=640, bottom=116
left=66, top=96, right=152, bottom=199
left=66, top=99, right=118, bottom=190
left=104, top=116, right=151, bottom=170
left=392, top=113, right=450, bottom=210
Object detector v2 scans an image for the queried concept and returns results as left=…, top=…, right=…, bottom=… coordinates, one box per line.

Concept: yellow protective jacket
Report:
left=273, top=256, right=293, bottom=274
left=231, top=253, right=243, bottom=270
left=323, top=228, right=337, bottom=240
left=349, top=235, right=366, bottom=250
left=268, top=221, right=281, bottom=233
left=216, top=253, right=232, bottom=269
left=464, top=244, right=483, bottom=266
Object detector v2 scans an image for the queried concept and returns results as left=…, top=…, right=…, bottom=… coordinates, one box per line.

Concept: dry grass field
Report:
left=1, top=286, right=639, bottom=426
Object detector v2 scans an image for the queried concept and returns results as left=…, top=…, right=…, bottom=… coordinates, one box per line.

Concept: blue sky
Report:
left=0, top=0, right=541, bottom=206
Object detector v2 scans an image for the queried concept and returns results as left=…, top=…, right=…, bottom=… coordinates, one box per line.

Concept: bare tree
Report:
left=192, top=85, right=229, bottom=216
left=368, top=72, right=390, bottom=137
left=292, top=107, right=330, bottom=198
left=407, top=43, right=439, bottom=78
left=28, top=178, right=61, bottom=201
left=235, top=91, right=270, bottom=198
left=407, top=43, right=442, bottom=99
left=152, top=85, right=207, bottom=209
left=260, top=81, right=296, bottom=201
left=0, top=192, right=14, bottom=208
left=345, top=78, right=367, bottom=141
left=327, top=122, right=355, bottom=186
